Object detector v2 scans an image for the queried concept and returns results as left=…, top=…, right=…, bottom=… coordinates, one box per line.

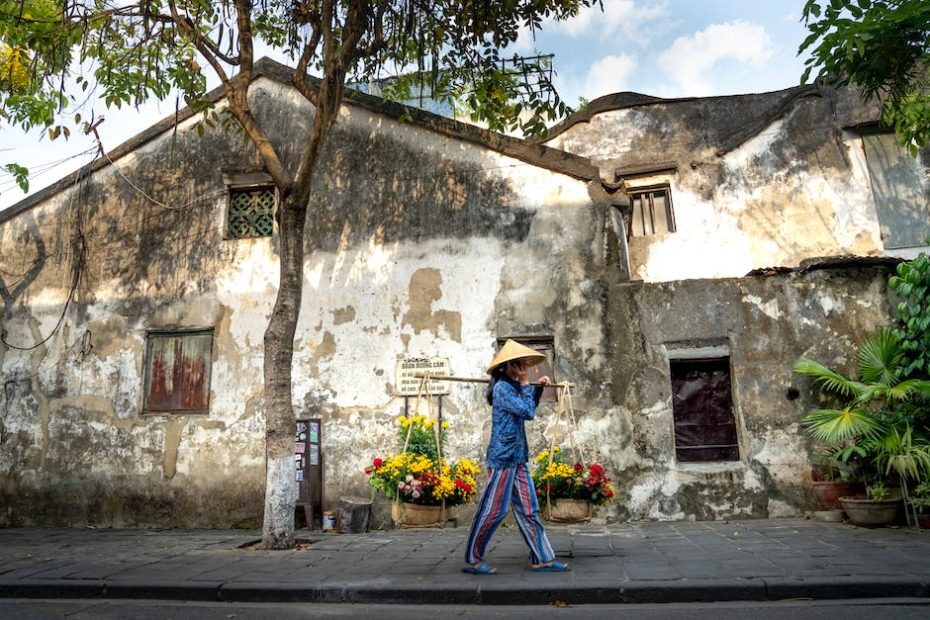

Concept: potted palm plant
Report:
left=794, top=329, right=930, bottom=527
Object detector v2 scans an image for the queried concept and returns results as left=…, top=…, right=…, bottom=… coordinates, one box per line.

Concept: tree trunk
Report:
left=261, top=196, right=307, bottom=550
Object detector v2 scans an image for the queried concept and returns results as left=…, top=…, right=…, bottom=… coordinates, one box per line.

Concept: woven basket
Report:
left=392, top=502, right=447, bottom=528
left=543, top=498, right=591, bottom=523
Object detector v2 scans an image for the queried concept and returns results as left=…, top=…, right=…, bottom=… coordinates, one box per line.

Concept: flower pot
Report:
left=542, top=499, right=591, bottom=523
left=839, top=496, right=900, bottom=527
left=391, top=502, right=447, bottom=528
left=811, top=481, right=864, bottom=511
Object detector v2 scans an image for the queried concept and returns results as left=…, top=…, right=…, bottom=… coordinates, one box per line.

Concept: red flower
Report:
left=589, top=463, right=605, bottom=477
left=573, top=462, right=584, bottom=473
left=373, top=457, right=383, bottom=468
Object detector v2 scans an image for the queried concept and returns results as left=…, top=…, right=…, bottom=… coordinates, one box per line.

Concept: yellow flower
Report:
left=457, top=458, right=479, bottom=476
left=441, top=421, right=450, bottom=429
left=0, top=45, right=31, bottom=92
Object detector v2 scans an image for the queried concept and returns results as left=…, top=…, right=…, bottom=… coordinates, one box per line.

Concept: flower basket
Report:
left=541, top=498, right=591, bottom=523
left=532, top=446, right=615, bottom=523
left=391, top=501, right=448, bottom=528
left=366, top=413, right=479, bottom=529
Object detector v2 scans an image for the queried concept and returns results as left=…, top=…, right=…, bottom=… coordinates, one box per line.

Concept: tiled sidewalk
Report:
left=1, top=520, right=928, bottom=604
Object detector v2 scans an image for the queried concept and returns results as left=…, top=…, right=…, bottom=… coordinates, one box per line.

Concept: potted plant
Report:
left=809, top=449, right=863, bottom=511
left=531, top=446, right=615, bottom=523
left=794, top=329, right=930, bottom=527
left=839, top=481, right=902, bottom=526
left=365, top=414, right=479, bottom=527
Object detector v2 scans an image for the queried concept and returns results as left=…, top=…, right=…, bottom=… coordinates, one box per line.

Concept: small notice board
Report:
left=394, top=357, right=451, bottom=396
left=295, top=418, right=322, bottom=528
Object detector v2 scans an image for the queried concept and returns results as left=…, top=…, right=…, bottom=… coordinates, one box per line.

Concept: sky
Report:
left=0, top=0, right=813, bottom=211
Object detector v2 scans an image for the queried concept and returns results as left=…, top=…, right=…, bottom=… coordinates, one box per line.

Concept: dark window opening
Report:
left=496, top=335, right=557, bottom=401
left=670, top=357, right=739, bottom=462
left=228, top=186, right=276, bottom=239
left=629, top=185, right=675, bottom=237
left=143, top=329, right=213, bottom=414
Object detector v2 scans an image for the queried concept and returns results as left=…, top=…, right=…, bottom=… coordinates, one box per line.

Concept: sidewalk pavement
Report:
left=1, top=519, right=929, bottom=606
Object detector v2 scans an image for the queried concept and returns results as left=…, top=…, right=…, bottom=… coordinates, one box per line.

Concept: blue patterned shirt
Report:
left=485, top=377, right=544, bottom=469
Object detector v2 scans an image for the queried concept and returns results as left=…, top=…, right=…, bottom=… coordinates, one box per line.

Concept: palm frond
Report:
left=802, top=407, right=883, bottom=443
left=871, top=426, right=930, bottom=479
left=895, top=379, right=930, bottom=402
left=858, top=329, right=903, bottom=386
left=793, top=357, right=865, bottom=397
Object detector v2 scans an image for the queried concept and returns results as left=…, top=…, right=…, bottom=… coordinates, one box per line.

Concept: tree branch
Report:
left=293, top=22, right=322, bottom=106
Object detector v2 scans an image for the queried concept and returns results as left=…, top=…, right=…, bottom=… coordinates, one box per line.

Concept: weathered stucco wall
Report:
left=545, top=87, right=889, bottom=282
left=596, top=264, right=895, bottom=521
left=0, top=77, right=607, bottom=527
left=0, top=75, right=901, bottom=528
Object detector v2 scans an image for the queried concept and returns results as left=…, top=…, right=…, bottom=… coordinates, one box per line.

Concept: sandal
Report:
left=531, top=560, right=570, bottom=573
left=462, top=562, right=497, bottom=575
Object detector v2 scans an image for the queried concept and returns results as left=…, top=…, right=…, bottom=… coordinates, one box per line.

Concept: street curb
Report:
left=618, top=579, right=767, bottom=603
left=761, top=575, right=930, bottom=601
left=1, top=576, right=929, bottom=605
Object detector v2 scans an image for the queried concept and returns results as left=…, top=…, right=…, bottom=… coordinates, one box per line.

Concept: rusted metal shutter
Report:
left=670, top=358, right=739, bottom=462
left=143, top=330, right=213, bottom=414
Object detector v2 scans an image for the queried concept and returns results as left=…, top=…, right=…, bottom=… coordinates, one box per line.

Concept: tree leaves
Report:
left=799, top=0, right=930, bottom=150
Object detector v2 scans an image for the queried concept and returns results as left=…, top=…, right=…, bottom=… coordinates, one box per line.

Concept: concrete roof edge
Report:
left=542, top=83, right=825, bottom=143
left=0, top=57, right=599, bottom=225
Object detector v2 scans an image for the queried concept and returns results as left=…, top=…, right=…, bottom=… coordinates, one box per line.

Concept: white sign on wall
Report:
left=394, top=357, right=451, bottom=396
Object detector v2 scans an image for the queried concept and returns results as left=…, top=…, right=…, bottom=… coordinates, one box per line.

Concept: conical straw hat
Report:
left=486, top=339, right=547, bottom=374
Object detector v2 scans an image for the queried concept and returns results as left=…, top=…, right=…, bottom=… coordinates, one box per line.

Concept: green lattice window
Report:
left=228, top=186, right=276, bottom=239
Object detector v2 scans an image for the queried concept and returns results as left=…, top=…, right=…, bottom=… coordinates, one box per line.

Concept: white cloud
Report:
left=553, top=0, right=667, bottom=41
left=511, top=25, right=538, bottom=55
left=656, top=20, right=775, bottom=96
left=583, top=54, right=638, bottom=99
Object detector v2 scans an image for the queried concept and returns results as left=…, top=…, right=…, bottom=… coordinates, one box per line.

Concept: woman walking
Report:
left=462, top=340, right=570, bottom=575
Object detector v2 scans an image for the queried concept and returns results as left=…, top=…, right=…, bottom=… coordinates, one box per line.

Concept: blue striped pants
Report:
left=464, top=463, right=555, bottom=565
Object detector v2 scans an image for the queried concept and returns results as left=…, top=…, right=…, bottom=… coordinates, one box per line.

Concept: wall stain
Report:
left=332, top=306, right=356, bottom=325
left=162, top=417, right=186, bottom=480
left=402, top=268, right=462, bottom=342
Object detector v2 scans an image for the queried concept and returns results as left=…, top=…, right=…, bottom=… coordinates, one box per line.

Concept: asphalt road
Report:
left=2, top=598, right=929, bottom=620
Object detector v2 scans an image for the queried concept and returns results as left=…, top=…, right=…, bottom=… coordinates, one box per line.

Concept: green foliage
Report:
left=867, top=480, right=890, bottom=500
left=396, top=413, right=447, bottom=461
left=2, top=161, right=28, bottom=191
left=889, top=251, right=930, bottom=378
left=799, top=0, right=930, bottom=150
left=794, top=328, right=930, bottom=487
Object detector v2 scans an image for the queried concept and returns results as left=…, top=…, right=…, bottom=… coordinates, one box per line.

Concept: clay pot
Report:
left=839, top=496, right=900, bottom=527
left=812, top=481, right=864, bottom=510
